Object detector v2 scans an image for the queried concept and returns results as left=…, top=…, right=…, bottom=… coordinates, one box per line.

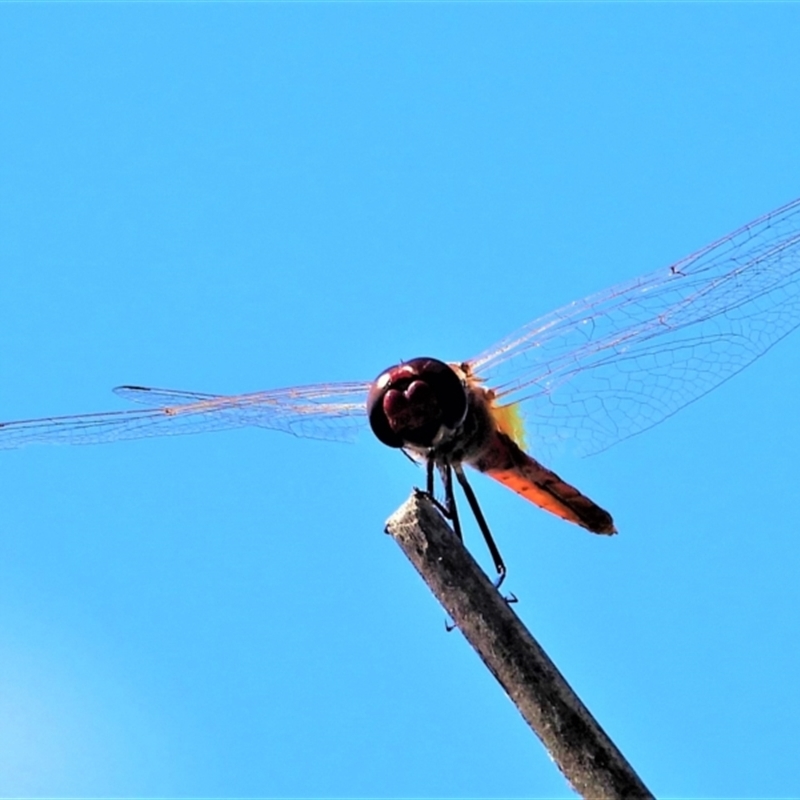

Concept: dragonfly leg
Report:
left=422, top=458, right=463, bottom=543
left=439, top=462, right=464, bottom=543
left=453, top=464, right=507, bottom=589
left=424, top=459, right=462, bottom=634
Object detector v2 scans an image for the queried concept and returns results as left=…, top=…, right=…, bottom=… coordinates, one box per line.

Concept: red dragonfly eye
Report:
left=367, top=358, right=467, bottom=448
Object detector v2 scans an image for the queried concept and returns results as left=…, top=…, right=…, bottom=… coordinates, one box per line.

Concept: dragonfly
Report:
left=2, top=197, right=800, bottom=585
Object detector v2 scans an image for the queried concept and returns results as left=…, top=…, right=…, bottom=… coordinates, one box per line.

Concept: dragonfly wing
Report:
left=0, top=381, right=371, bottom=449
left=469, top=197, right=800, bottom=456
left=113, top=385, right=223, bottom=406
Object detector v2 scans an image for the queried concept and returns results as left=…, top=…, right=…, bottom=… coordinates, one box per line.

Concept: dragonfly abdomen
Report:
left=471, top=430, right=616, bottom=535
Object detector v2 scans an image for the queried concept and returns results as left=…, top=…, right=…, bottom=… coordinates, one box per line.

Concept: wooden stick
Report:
left=385, top=490, right=654, bottom=800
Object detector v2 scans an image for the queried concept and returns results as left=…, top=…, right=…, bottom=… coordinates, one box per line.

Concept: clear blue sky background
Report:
left=1, top=4, right=799, bottom=798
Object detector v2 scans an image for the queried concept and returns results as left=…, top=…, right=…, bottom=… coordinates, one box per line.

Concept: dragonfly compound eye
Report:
left=367, top=357, right=468, bottom=448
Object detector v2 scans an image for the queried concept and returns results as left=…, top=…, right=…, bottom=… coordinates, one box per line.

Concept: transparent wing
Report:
left=0, top=381, right=371, bottom=449
left=113, top=385, right=225, bottom=406
left=469, top=197, right=800, bottom=456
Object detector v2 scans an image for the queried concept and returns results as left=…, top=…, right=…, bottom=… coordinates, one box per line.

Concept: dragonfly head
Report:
left=367, top=357, right=468, bottom=449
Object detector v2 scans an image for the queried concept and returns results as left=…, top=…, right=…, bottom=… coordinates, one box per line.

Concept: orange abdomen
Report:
left=470, top=430, right=616, bottom=534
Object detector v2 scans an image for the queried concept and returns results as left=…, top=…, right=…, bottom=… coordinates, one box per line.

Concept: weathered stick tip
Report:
left=383, top=489, right=654, bottom=800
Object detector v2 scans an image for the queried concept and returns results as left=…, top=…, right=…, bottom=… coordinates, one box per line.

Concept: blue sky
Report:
left=1, top=3, right=800, bottom=798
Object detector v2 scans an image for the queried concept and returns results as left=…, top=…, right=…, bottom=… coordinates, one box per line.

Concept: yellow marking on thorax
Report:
left=489, top=400, right=527, bottom=450
left=454, top=361, right=528, bottom=450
